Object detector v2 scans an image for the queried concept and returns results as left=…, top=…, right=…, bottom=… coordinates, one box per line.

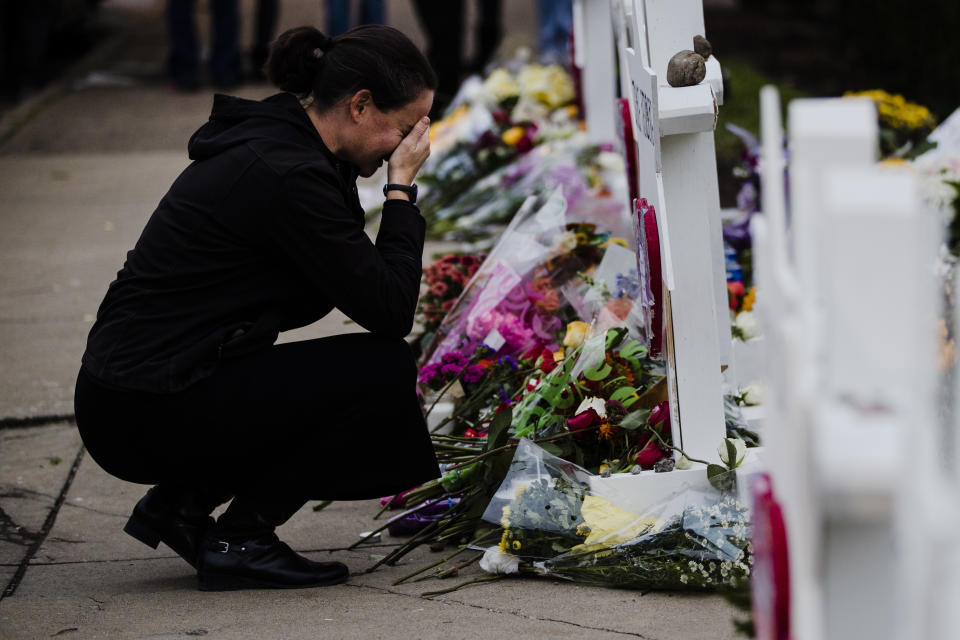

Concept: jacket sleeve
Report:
left=268, top=164, right=425, bottom=338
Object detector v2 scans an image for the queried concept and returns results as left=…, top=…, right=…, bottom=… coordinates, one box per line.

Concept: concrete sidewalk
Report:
left=0, top=1, right=741, bottom=637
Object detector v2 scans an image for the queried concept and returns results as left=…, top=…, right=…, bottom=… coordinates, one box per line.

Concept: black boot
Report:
left=123, top=484, right=231, bottom=568
left=197, top=494, right=348, bottom=591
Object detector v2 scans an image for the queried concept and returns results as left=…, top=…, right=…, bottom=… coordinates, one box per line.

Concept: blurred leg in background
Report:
left=0, top=0, right=57, bottom=103
left=250, top=0, right=279, bottom=79
left=209, top=0, right=242, bottom=87
left=470, top=0, right=501, bottom=74
left=536, top=0, right=572, bottom=65
left=412, top=0, right=464, bottom=118
left=327, top=0, right=383, bottom=36
left=166, top=0, right=201, bottom=90
left=166, top=0, right=242, bottom=90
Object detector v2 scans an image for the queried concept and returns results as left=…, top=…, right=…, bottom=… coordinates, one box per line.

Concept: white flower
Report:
left=510, top=95, right=549, bottom=123
left=717, top=437, right=747, bottom=468
left=479, top=546, right=520, bottom=575
left=575, top=396, right=607, bottom=419
left=674, top=455, right=693, bottom=470
left=740, top=382, right=763, bottom=406
left=595, top=151, right=625, bottom=173
left=733, top=310, right=760, bottom=340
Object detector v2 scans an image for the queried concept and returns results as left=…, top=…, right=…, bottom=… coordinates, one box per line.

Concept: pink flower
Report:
left=431, top=281, right=448, bottom=296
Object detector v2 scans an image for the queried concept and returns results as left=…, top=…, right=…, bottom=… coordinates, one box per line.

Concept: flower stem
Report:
left=421, top=574, right=505, bottom=597
left=393, top=545, right=471, bottom=585
left=644, top=426, right=711, bottom=466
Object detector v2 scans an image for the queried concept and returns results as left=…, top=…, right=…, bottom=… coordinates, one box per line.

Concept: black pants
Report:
left=74, top=334, right=439, bottom=502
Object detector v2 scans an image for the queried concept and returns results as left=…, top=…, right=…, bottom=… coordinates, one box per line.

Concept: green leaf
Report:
left=539, top=442, right=564, bottom=457
left=610, top=386, right=639, bottom=403
left=620, top=340, right=648, bottom=360
left=618, top=409, right=651, bottom=431
left=725, top=439, right=740, bottom=470
left=605, top=327, right=628, bottom=349
left=584, top=362, right=612, bottom=381
left=707, top=464, right=736, bottom=492
left=484, top=406, right=513, bottom=452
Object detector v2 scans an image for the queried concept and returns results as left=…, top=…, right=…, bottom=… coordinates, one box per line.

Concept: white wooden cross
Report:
left=617, top=0, right=729, bottom=463
left=581, top=0, right=736, bottom=508
left=753, top=87, right=958, bottom=640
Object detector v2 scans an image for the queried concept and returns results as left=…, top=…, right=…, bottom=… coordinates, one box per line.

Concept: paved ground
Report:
left=0, top=1, right=741, bottom=637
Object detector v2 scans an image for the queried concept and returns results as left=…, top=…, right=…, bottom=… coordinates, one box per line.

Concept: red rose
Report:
left=568, top=408, right=602, bottom=434
left=633, top=440, right=668, bottom=469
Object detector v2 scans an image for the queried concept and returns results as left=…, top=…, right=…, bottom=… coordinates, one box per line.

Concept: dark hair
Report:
left=266, top=25, right=437, bottom=112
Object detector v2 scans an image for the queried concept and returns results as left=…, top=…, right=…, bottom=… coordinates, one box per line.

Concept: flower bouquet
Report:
left=414, top=251, right=486, bottom=355
left=477, top=439, right=753, bottom=592
left=421, top=186, right=636, bottom=371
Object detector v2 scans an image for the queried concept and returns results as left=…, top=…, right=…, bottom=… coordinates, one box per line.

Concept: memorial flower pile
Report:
left=411, top=61, right=586, bottom=240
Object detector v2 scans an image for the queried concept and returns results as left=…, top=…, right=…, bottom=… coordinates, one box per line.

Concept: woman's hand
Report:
left=387, top=116, right=431, bottom=187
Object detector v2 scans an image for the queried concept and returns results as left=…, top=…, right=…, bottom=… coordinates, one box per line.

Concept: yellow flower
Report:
left=482, top=68, right=519, bottom=104
left=741, top=286, right=757, bottom=312
left=552, top=349, right=565, bottom=363
left=501, top=126, right=525, bottom=146
left=597, top=422, right=617, bottom=441
left=511, top=540, right=522, bottom=551
left=518, top=64, right=575, bottom=109
left=598, top=463, right=610, bottom=474
left=563, top=321, right=589, bottom=349
left=844, top=89, right=935, bottom=131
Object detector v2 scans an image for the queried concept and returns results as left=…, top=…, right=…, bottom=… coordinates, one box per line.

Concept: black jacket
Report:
left=82, top=92, right=425, bottom=392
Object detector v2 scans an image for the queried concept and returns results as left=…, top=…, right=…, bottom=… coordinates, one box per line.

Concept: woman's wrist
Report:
left=385, top=189, right=411, bottom=202
left=387, top=170, right=415, bottom=186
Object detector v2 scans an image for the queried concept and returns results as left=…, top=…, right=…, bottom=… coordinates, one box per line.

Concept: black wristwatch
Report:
left=383, top=183, right=418, bottom=204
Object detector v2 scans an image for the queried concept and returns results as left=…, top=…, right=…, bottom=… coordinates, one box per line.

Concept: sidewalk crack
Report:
left=1, top=445, right=85, bottom=599
left=341, top=582, right=653, bottom=638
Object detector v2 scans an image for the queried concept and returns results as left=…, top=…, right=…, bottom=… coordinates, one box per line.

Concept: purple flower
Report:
left=440, top=363, right=462, bottom=378
left=499, top=355, right=519, bottom=371
left=418, top=363, right=440, bottom=384
left=462, top=365, right=486, bottom=384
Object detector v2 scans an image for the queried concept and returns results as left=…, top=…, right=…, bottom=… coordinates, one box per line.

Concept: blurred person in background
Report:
left=166, top=0, right=242, bottom=89
left=412, top=0, right=501, bottom=118
left=537, top=0, right=572, bottom=65
left=74, top=24, right=439, bottom=591
left=249, top=0, right=280, bottom=80
left=326, top=0, right=384, bottom=36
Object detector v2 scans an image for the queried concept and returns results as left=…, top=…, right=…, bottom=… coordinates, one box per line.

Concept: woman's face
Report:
left=344, top=89, right=434, bottom=178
